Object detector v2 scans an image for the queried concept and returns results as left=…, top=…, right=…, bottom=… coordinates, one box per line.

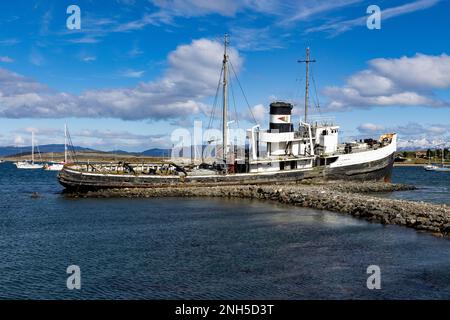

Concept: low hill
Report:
left=0, top=144, right=95, bottom=157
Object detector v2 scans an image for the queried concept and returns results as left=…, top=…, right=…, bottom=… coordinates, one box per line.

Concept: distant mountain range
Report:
left=0, top=143, right=426, bottom=158
left=141, top=148, right=171, bottom=157
left=0, top=144, right=171, bottom=157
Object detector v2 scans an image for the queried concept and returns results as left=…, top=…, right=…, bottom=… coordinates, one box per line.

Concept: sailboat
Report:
left=14, top=132, right=43, bottom=169
left=58, top=35, right=397, bottom=191
left=44, top=124, right=68, bottom=171
left=425, top=146, right=450, bottom=172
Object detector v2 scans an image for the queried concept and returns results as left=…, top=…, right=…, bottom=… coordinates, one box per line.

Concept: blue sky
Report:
left=0, top=0, right=449, bottom=151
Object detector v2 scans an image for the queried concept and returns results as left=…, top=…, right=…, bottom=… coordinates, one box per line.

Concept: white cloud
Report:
left=113, top=11, right=173, bottom=32
left=113, top=0, right=362, bottom=44
left=347, top=70, right=397, bottom=96
left=394, top=122, right=450, bottom=137
left=116, top=0, right=136, bottom=4
left=369, top=53, right=450, bottom=90
left=150, top=0, right=358, bottom=21
left=0, top=39, right=20, bottom=46
left=151, top=0, right=245, bottom=17
left=68, top=37, right=101, bottom=44
left=122, top=69, right=145, bottom=78
left=81, top=56, right=97, bottom=62
left=0, top=56, right=14, bottom=63
left=356, top=121, right=450, bottom=149
left=29, top=49, right=45, bottom=66
left=14, top=135, right=24, bottom=145
left=57, top=0, right=440, bottom=53
left=0, top=38, right=243, bottom=121
left=128, top=45, right=144, bottom=57
left=8, top=126, right=170, bottom=150
left=231, top=26, right=287, bottom=51
left=242, top=104, right=266, bottom=124
left=283, top=0, right=361, bottom=24
left=40, top=10, right=52, bottom=36
left=323, top=53, right=450, bottom=111
left=397, top=137, right=450, bottom=150
left=306, top=0, right=440, bottom=35
left=357, top=123, right=385, bottom=134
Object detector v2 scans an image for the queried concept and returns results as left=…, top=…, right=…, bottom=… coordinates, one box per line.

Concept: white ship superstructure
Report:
left=246, top=101, right=396, bottom=177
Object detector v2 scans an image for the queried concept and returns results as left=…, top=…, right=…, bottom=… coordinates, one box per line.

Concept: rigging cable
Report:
left=66, top=128, right=79, bottom=164
left=310, top=64, right=323, bottom=120
left=207, top=65, right=224, bottom=131
left=229, top=60, right=258, bottom=125
left=228, top=65, right=240, bottom=128
left=35, top=145, right=43, bottom=161
left=293, top=69, right=304, bottom=126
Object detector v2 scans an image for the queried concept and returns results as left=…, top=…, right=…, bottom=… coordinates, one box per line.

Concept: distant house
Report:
left=415, top=151, right=427, bottom=158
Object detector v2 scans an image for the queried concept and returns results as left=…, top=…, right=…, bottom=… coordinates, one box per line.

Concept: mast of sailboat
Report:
left=31, top=131, right=35, bottom=164
left=222, top=34, right=229, bottom=168
left=64, top=123, right=68, bottom=164
left=298, top=47, right=316, bottom=123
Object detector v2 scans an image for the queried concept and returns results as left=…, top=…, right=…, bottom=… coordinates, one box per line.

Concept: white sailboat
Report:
left=424, top=153, right=438, bottom=170
left=44, top=124, right=68, bottom=171
left=424, top=146, right=450, bottom=172
left=14, top=132, right=43, bottom=169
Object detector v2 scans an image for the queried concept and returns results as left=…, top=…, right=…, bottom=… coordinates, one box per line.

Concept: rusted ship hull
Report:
left=58, top=152, right=395, bottom=191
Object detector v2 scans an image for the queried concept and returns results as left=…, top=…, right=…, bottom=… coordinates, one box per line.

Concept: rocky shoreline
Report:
left=65, top=181, right=450, bottom=237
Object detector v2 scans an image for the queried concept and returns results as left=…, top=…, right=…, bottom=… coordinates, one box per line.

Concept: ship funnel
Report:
left=269, top=102, right=293, bottom=133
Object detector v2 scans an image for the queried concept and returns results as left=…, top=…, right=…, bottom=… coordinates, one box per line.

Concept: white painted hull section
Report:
left=45, top=163, right=65, bottom=171
left=331, top=135, right=397, bottom=168
left=14, top=162, right=43, bottom=169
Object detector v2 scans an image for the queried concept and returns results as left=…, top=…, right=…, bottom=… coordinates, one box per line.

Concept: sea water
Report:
left=0, top=162, right=449, bottom=299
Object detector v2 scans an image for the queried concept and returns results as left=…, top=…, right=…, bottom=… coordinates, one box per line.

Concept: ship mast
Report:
left=222, top=34, right=229, bottom=168
left=31, top=131, right=35, bottom=164
left=64, top=123, right=68, bottom=164
left=298, top=47, right=316, bottom=123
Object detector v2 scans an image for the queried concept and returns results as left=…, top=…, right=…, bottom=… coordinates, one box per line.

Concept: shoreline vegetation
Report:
left=393, top=163, right=428, bottom=166
left=65, top=181, right=450, bottom=237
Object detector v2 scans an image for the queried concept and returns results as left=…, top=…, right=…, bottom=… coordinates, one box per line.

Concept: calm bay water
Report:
left=387, top=166, right=450, bottom=204
left=0, top=162, right=449, bottom=299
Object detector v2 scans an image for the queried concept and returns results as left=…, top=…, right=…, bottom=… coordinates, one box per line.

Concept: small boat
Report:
left=44, top=162, right=64, bottom=171
left=424, top=164, right=440, bottom=171
left=15, top=161, right=43, bottom=169
left=14, top=132, right=43, bottom=169
left=44, top=124, right=69, bottom=171
left=424, top=146, right=449, bottom=172
left=432, top=166, right=450, bottom=172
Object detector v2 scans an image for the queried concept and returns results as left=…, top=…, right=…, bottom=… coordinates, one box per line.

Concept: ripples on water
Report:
left=386, top=166, right=450, bottom=204
left=0, top=162, right=449, bottom=299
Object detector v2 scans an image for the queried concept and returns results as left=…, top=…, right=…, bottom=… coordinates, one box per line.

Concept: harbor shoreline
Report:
left=65, top=181, right=450, bottom=237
